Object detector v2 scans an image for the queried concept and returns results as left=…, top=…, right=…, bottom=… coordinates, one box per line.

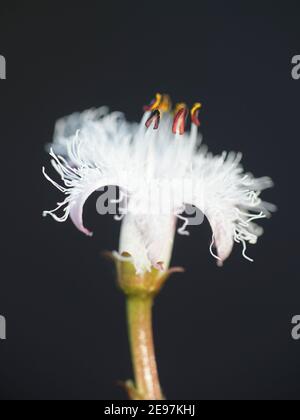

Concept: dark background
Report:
left=0, top=0, right=299, bottom=400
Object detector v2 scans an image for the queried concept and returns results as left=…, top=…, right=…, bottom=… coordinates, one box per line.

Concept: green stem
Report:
left=126, top=295, right=163, bottom=400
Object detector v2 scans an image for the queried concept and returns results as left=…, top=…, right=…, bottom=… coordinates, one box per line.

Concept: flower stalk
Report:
left=126, top=294, right=162, bottom=400
left=115, top=252, right=183, bottom=400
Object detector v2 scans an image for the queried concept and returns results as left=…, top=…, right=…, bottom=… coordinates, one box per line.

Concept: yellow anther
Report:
left=159, top=94, right=172, bottom=113
left=191, top=102, right=203, bottom=127
left=144, top=93, right=163, bottom=112
left=174, top=103, right=187, bottom=114
left=151, top=93, right=162, bottom=110
left=191, top=102, right=202, bottom=115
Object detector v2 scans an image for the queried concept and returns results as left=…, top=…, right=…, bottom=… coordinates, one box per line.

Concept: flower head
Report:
left=43, top=94, right=275, bottom=274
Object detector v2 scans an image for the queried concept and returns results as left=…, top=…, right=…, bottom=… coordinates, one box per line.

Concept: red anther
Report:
left=191, top=103, right=202, bottom=127
left=145, top=109, right=161, bottom=130
left=191, top=110, right=201, bottom=126
left=172, top=108, right=188, bottom=135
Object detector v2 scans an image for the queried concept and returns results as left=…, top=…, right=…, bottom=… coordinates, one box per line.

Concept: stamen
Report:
left=159, top=94, right=172, bottom=112
left=172, top=103, right=188, bottom=135
left=145, top=109, right=161, bottom=130
left=174, top=103, right=187, bottom=114
left=191, top=102, right=202, bottom=126
left=143, top=93, right=162, bottom=112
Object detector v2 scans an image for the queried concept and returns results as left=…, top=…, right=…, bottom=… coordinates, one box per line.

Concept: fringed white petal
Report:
left=43, top=149, right=125, bottom=236
left=208, top=212, right=234, bottom=266
left=51, top=109, right=137, bottom=167
left=190, top=152, right=275, bottom=265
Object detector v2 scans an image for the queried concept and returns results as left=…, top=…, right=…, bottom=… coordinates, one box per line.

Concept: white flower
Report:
left=43, top=94, right=275, bottom=274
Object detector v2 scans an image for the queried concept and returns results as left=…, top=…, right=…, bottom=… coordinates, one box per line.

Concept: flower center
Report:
left=144, top=93, right=202, bottom=134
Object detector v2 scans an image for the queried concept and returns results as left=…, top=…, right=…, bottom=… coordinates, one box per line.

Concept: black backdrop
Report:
left=0, top=0, right=299, bottom=400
